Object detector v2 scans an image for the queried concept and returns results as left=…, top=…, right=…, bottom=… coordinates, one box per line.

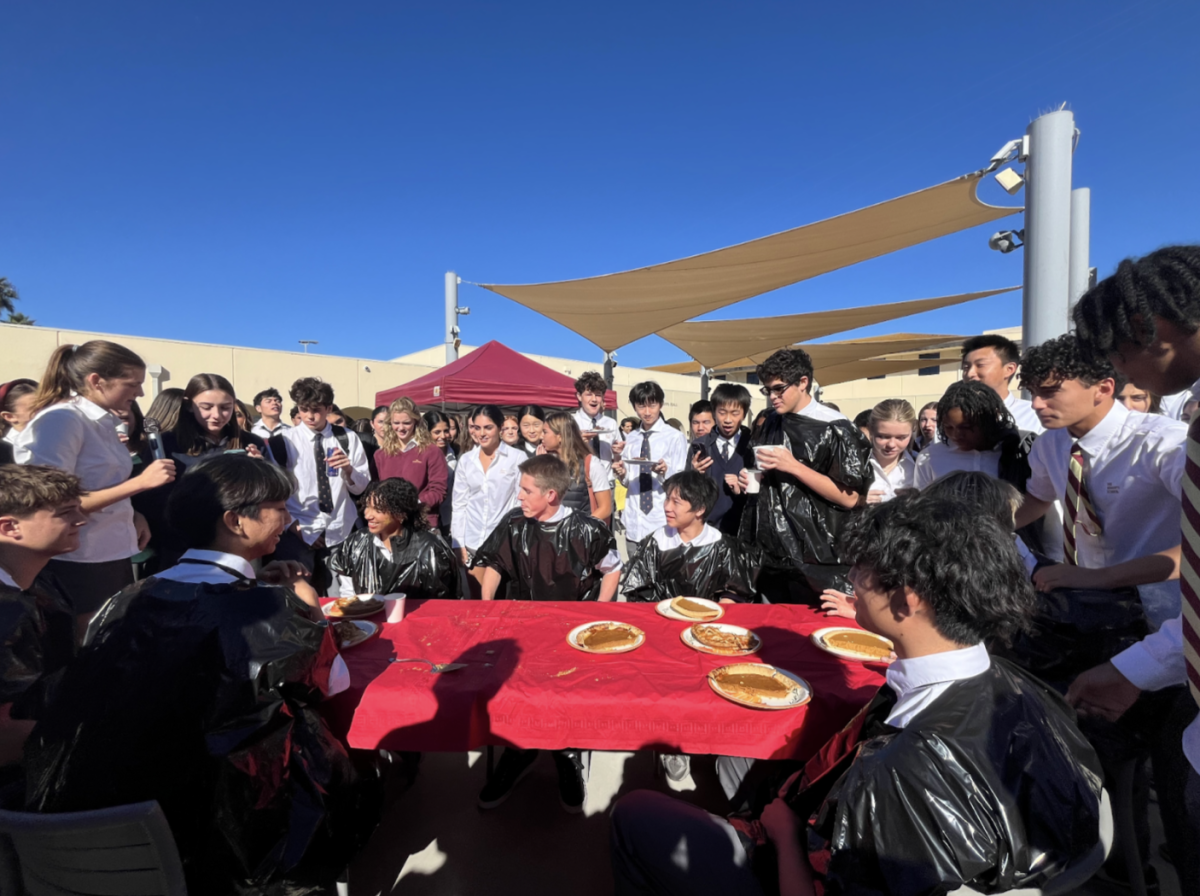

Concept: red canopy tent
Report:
left=375, top=340, right=617, bottom=411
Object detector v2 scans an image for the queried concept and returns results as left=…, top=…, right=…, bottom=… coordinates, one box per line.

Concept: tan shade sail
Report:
left=816, top=359, right=928, bottom=387
left=658, top=287, right=1016, bottom=369
left=480, top=174, right=1020, bottom=352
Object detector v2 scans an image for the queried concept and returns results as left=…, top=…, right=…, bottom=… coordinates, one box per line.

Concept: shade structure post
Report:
left=445, top=271, right=459, bottom=366
left=603, top=352, right=616, bottom=419
left=1068, top=187, right=1091, bottom=323
left=700, top=368, right=710, bottom=401
left=1022, top=110, right=1075, bottom=349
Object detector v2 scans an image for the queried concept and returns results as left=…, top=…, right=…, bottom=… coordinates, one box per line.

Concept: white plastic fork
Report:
left=389, top=657, right=467, bottom=673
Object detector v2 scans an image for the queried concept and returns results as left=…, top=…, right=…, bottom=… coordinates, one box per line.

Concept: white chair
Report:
left=0, top=800, right=186, bottom=896
left=953, top=788, right=1113, bottom=896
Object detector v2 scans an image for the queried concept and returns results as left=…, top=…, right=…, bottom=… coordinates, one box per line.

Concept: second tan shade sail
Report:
left=480, top=173, right=1020, bottom=352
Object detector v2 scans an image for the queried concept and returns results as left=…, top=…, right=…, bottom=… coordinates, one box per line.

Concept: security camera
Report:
left=988, top=230, right=1024, bottom=254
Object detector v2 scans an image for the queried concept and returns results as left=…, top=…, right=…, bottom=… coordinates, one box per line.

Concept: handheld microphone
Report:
left=144, top=417, right=167, bottom=461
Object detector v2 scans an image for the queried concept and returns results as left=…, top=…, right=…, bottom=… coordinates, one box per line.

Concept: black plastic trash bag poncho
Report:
left=780, top=658, right=1103, bottom=895
left=472, top=508, right=617, bottom=601
left=993, top=585, right=1148, bottom=692
left=739, top=411, right=872, bottom=591
left=620, top=532, right=761, bottom=603
left=24, top=577, right=378, bottom=896
left=328, top=527, right=464, bottom=599
left=0, top=573, right=75, bottom=722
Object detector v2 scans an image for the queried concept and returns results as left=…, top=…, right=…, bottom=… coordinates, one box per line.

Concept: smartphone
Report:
left=691, top=443, right=708, bottom=461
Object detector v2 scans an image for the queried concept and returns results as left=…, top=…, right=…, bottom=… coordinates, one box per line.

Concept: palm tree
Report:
left=0, top=278, right=16, bottom=318
left=5, top=312, right=34, bottom=326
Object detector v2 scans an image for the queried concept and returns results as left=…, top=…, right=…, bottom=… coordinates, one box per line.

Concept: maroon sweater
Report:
left=374, top=443, right=450, bottom=527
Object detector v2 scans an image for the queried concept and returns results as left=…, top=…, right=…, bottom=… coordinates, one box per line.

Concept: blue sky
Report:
left=3, top=1, right=1198, bottom=370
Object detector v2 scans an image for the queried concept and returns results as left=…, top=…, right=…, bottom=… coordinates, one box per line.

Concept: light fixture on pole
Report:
left=299, top=340, right=318, bottom=353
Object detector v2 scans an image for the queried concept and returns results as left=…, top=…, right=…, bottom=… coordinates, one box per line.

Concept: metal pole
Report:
left=445, top=271, right=459, bottom=366
left=1068, top=187, right=1091, bottom=323
left=1022, top=110, right=1075, bottom=348
left=700, top=368, right=710, bottom=401
left=603, top=352, right=616, bottom=420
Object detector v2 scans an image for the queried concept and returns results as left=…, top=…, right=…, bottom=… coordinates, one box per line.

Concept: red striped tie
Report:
left=1181, top=419, right=1200, bottom=705
left=1063, top=442, right=1103, bottom=566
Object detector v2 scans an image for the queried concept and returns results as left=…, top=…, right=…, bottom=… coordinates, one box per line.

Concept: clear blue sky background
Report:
left=3, top=1, right=1198, bottom=371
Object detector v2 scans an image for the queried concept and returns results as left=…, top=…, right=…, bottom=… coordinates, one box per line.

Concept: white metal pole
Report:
left=445, top=271, right=459, bottom=365
left=1022, top=110, right=1075, bottom=349
left=1068, top=187, right=1091, bottom=322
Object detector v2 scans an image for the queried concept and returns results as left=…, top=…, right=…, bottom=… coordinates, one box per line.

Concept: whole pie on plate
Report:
left=578, top=623, right=640, bottom=652
left=711, top=668, right=792, bottom=704
left=327, top=596, right=384, bottom=618
left=823, top=629, right=892, bottom=659
left=670, top=597, right=720, bottom=620
left=692, top=624, right=755, bottom=653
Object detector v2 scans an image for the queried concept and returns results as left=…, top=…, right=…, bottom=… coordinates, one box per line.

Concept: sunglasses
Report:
left=759, top=383, right=795, bottom=398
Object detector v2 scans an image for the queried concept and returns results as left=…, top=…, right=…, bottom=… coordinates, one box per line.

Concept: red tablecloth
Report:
left=326, top=600, right=886, bottom=761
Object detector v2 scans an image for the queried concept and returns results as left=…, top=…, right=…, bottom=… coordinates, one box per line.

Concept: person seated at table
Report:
left=329, top=477, right=463, bottom=600
left=473, top=454, right=622, bottom=603
left=610, top=492, right=1104, bottom=896
left=621, top=471, right=758, bottom=605
left=473, top=455, right=621, bottom=814
left=24, top=453, right=378, bottom=895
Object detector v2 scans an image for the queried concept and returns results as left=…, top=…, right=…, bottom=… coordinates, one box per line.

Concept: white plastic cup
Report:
left=384, top=595, right=407, bottom=624
left=745, top=471, right=763, bottom=494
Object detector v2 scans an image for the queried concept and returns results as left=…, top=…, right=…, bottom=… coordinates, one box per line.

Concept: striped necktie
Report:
left=1063, top=441, right=1102, bottom=566
left=1181, top=419, right=1200, bottom=707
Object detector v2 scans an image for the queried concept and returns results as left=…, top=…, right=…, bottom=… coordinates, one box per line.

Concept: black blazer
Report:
left=692, top=426, right=755, bottom=535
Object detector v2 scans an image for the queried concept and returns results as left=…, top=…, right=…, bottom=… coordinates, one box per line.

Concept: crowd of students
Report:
left=2, top=245, right=1200, bottom=894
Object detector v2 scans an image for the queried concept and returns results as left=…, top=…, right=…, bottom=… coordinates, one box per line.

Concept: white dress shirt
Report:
left=0, top=568, right=18, bottom=590
left=652, top=523, right=723, bottom=551
left=1004, top=392, right=1044, bottom=433
left=546, top=505, right=622, bottom=574
left=155, top=549, right=349, bottom=696
left=797, top=398, right=849, bottom=423
left=868, top=454, right=915, bottom=501
left=16, top=395, right=138, bottom=563
left=250, top=419, right=290, bottom=439
left=714, top=430, right=741, bottom=460
left=2, top=429, right=17, bottom=447
left=573, top=408, right=619, bottom=463
left=885, top=642, right=992, bottom=728
left=280, top=424, right=371, bottom=548
left=1026, top=402, right=1187, bottom=628
left=450, top=442, right=524, bottom=551
left=1111, top=614, right=1200, bottom=773
left=913, top=442, right=1002, bottom=490
left=618, top=417, right=690, bottom=543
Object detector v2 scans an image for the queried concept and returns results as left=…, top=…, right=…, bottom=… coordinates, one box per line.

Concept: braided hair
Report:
left=1074, top=245, right=1200, bottom=358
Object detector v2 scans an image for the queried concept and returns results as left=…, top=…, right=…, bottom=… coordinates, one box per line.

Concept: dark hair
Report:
left=711, top=382, right=751, bottom=414
left=362, top=478, right=428, bottom=532
left=289, top=406, right=299, bottom=420
left=372, top=405, right=389, bottom=421
left=853, top=409, right=872, bottom=429
left=352, top=417, right=374, bottom=435
left=961, top=334, right=1021, bottom=367
left=752, top=408, right=772, bottom=431
left=756, top=348, right=813, bottom=392
left=1074, top=245, right=1200, bottom=359
left=471, top=404, right=505, bottom=429
left=688, top=400, right=713, bottom=423
left=923, top=471, right=1021, bottom=532
left=252, top=388, right=282, bottom=407
left=629, top=381, right=665, bottom=407
left=0, top=378, right=38, bottom=436
left=1018, top=334, right=1117, bottom=392
left=175, top=373, right=249, bottom=455
left=936, top=380, right=1017, bottom=447
left=620, top=416, right=639, bottom=431
left=840, top=494, right=1035, bottom=645
left=144, top=388, right=185, bottom=433
left=422, top=410, right=450, bottom=431
left=166, top=453, right=294, bottom=548
left=575, top=371, right=607, bottom=396
left=31, top=341, right=145, bottom=415
left=289, top=377, right=335, bottom=409
left=662, top=470, right=718, bottom=520
left=518, top=454, right=570, bottom=499
left=0, top=464, right=83, bottom=517
left=329, top=404, right=346, bottom=420
left=122, top=399, right=146, bottom=453
left=516, top=404, right=545, bottom=423
left=823, top=402, right=840, bottom=412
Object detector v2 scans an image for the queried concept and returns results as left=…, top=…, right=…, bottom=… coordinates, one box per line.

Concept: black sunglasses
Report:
left=759, top=383, right=796, bottom=398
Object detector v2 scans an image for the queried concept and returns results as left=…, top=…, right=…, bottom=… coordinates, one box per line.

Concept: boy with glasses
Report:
left=739, top=349, right=871, bottom=606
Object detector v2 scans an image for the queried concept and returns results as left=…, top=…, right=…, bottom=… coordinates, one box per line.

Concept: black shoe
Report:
left=553, top=751, right=586, bottom=814
left=478, top=749, right=539, bottom=810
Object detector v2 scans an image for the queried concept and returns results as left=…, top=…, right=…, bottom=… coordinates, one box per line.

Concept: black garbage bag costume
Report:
left=24, top=577, right=378, bottom=895
left=740, top=411, right=872, bottom=602
left=620, top=530, right=761, bottom=603
left=762, top=658, right=1103, bottom=894
left=472, top=508, right=617, bottom=601
left=328, top=527, right=464, bottom=599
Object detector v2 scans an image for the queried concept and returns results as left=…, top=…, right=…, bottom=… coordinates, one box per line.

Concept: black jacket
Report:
left=692, top=426, right=755, bottom=534
left=327, top=527, right=463, bottom=599
left=620, top=530, right=760, bottom=603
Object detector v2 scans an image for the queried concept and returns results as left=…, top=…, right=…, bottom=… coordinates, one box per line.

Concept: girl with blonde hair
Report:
left=863, top=398, right=917, bottom=505
left=374, top=396, right=449, bottom=528
left=540, top=411, right=613, bottom=524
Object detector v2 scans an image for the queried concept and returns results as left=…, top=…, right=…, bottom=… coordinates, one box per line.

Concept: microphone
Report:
left=144, top=417, right=167, bottom=461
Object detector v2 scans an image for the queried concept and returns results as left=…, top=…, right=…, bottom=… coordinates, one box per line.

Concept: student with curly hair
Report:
left=572, top=371, right=619, bottom=467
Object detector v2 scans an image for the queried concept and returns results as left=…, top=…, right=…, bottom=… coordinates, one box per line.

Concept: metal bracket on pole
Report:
left=445, top=273, right=469, bottom=365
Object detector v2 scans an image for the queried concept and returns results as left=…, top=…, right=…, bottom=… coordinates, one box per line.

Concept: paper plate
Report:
left=811, top=627, right=894, bottom=662
left=708, top=663, right=811, bottom=710
left=332, top=619, right=378, bottom=649
left=656, top=597, right=725, bottom=622
left=567, top=620, right=646, bottom=654
left=323, top=597, right=386, bottom=619
left=681, top=622, right=761, bottom=656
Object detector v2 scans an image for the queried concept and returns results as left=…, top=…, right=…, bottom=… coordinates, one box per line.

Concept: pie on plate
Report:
left=567, top=621, right=646, bottom=654
left=811, top=627, right=894, bottom=661
left=323, top=596, right=386, bottom=618
left=681, top=622, right=761, bottom=656
left=655, top=596, right=723, bottom=621
left=708, top=663, right=811, bottom=710
left=332, top=619, right=378, bottom=649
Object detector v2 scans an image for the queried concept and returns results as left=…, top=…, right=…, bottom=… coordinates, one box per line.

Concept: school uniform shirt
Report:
left=250, top=419, right=290, bottom=439
left=155, top=549, right=349, bottom=696
left=16, top=396, right=138, bottom=563
left=450, top=442, right=524, bottom=552
left=2, top=429, right=17, bottom=447
left=618, top=417, right=690, bottom=543
left=1026, top=402, right=1187, bottom=627
left=279, top=423, right=371, bottom=548
left=884, top=642, right=991, bottom=728
left=652, top=522, right=723, bottom=551
left=867, top=454, right=916, bottom=502
left=1004, top=392, right=1044, bottom=434
left=799, top=399, right=850, bottom=423
left=912, top=441, right=1001, bottom=490
left=572, top=408, right=620, bottom=467
left=1159, top=380, right=1200, bottom=421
